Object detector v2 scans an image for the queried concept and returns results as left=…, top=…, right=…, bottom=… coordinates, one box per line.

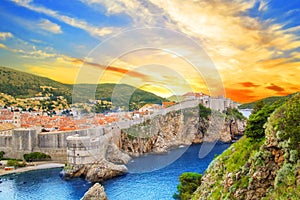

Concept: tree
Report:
left=174, top=172, right=202, bottom=200
left=252, top=100, right=265, bottom=114
left=199, top=104, right=211, bottom=119
left=245, top=98, right=286, bottom=140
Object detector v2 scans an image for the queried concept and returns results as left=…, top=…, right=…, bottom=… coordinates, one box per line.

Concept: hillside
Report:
left=0, top=66, right=72, bottom=101
left=167, top=95, right=183, bottom=102
left=0, top=66, right=167, bottom=109
left=73, top=83, right=168, bottom=110
left=238, top=93, right=295, bottom=109
left=189, top=93, right=300, bottom=199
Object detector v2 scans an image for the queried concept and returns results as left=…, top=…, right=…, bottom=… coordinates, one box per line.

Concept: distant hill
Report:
left=167, top=95, right=183, bottom=102
left=238, top=93, right=296, bottom=109
left=0, top=66, right=72, bottom=101
left=0, top=66, right=168, bottom=107
left=73, top=83, right=168, bottom=109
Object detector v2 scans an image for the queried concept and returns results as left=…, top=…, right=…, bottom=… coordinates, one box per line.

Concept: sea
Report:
left=0, top=143, right=230, bottom=200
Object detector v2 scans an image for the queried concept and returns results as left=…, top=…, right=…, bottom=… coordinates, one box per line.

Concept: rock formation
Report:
left=120, top=108, right=246, bottom=157
left=64, top=159, right=128, bottom=182
left=81, top=183, right=108, bottom=200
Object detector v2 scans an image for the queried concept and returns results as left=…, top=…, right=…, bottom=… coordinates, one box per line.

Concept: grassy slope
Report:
left=192, top=93, right=300, bottom=200
left=192, top=136, right=264, bottom=199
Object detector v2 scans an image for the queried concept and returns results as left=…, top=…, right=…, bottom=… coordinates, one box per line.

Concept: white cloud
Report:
left=80, top=0, right=168, bottom=26
left=0, top=32, right=14, bottom=40
left=258, top=0, right=269, bottom=12
left=10, top=0, right=118, bottom=37
left=38, top=19, right=62, bottom=34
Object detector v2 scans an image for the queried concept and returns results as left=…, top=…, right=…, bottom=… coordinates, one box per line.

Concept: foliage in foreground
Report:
left=174, top=172, right=202, bottom=200
left=192, top=92, right=300, bottom=200
left=245, top=98, right=286, bottom=140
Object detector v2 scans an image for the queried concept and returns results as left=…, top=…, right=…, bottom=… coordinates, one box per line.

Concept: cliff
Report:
left=192, top=93, right=300, bottom=200
left=119, top=106, right=246, bottom=157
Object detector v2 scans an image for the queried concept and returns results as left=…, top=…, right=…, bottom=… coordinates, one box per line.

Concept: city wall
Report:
left=0, top=126, right=119, bottom=163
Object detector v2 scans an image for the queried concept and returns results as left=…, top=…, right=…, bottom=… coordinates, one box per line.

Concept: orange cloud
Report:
left=239, top=82, right=260, bottom=88
left=265, top=84, right=285, bottom=92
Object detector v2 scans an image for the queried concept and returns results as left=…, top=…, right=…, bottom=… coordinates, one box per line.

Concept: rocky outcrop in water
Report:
left=81, top=183, right=108, bottom=200
left=64, top=159, right=128, bottom=182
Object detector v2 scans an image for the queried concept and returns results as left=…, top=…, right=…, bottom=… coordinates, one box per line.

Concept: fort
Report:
left=0, top=97, right=239, bottom=164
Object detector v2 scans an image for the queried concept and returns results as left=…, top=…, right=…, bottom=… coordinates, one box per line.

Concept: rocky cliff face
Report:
left=119, top=108, right=246, bottom=157
left=192, top=93, right=300, bottom=200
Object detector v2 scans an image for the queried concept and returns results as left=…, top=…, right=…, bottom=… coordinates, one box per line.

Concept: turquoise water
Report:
left=0, top=143, right=230, bottom=200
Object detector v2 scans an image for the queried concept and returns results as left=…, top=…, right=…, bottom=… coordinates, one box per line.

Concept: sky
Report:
left=0, top=0, right=299, bottom=103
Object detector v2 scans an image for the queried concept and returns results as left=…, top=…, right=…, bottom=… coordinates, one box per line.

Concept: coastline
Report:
left=0, top=161, right=64, bottom=176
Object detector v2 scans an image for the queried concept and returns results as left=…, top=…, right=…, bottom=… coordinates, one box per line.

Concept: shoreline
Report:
left=0, top=161, right=64, bottom=176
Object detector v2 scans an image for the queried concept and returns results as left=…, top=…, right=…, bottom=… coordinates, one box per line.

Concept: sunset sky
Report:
left=0, top=0, right=299, bottom=102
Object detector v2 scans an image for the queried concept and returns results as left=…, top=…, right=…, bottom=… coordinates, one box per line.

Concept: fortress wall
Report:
left=0, top=134, right=13, bottom=157
left=209, top=98, right=225, bottom=112
left=37, top=128, right=106, bottom=162
left=0, top=127, right=109, bottom=162
left=66, top=126, right=122, bottom=165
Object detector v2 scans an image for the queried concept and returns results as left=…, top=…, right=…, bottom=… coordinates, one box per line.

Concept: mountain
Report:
left=0, top=66, right=168, bottom=107
left=238, top=93, right=295, bottom=109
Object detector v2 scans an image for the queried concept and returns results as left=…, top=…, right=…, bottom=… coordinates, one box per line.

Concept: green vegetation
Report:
left=264, top=161, right=300, bottom=199
left=245, top=98, right=286, bottom=140
left=192, top=92, right=300, bottom=200
left=6, top=159, right=26, bottom=167
left=198, top=103, right=211, bottom=119
left=23, top=152, right=51, bottom=162
left=0, top=66, right=72, bottom=102
left=270, top=93, right=300, bottom=159
left=238, top=93, right=293, bottom=109
left=174, top=172, right=202, bottom=200
left=0, top=66, right=167, bottom=110
left=225, top=108, right=246, bottom=120
left=93, top=100, right=110, bottom=113
left=0, top=151, right=5, bottom=160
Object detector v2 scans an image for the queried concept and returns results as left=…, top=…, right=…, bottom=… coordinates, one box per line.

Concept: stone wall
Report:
left=66, top=126, right=122, bottom=165
left=0, top=128, right=105, bottom=162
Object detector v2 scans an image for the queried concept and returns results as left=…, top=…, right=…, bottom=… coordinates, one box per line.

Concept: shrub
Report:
left=272, top=93, right=300, bottom=159
left=6, top=159, right=26, bottom=167
left=174, top=172, right=202, bottom=200
left=245, top=99, right=285, bottom=140
left=199, top=104, right=211, bottom=119
left=0, top=151, right=5, bottom=160
left=23, top=152, right=51, bottom=162
left=225, top=108, right=246, bottom=120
